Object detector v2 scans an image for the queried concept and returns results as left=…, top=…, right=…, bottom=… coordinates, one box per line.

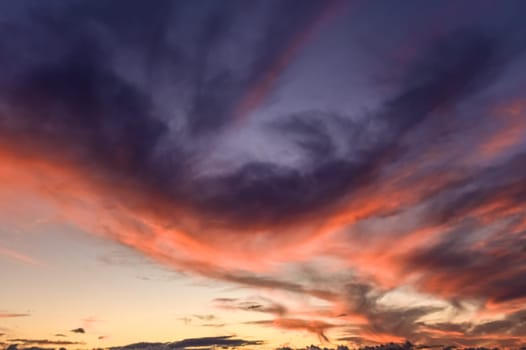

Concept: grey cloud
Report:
left=111, top=336, right=263, bottom=350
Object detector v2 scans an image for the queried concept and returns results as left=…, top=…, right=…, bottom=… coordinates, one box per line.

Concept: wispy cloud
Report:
left=0, top=313, right=30, bottom=319
left=111, top=336, right=263, bottom=350
left=0, top=246, right=41, bottom=266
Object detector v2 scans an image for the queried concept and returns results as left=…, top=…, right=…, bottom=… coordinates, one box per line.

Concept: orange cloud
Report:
left=478, top=100, right=526, bottom=160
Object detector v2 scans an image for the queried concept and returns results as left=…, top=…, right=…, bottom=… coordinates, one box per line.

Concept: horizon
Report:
left=1, top=1, right=526, bottom=350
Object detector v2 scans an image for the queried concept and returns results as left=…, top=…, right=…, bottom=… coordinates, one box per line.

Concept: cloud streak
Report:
left=111, top=336, right=263, bottom=350
left=0, top=313, right=30, bottom=319
left=0, top=246, right=41, bottom=266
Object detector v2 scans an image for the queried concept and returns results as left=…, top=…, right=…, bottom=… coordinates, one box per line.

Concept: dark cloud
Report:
left=0, top=1, right=520, bottom=232
left=214, top=297, right=287, bottom=316
left=171, top=335, right=263, bottom=348
left=177, top=314, right=222, bottom=327
left=69, top=328, right=85, bottom=334
left=469, top=309, right=526, bottom=337
left=111, top=336, right=263, bottom=350
left=401, top=155, right=526, bottom=302
left=7, top=339, right=83, bottom=346
left=7, top=347, right=55, bottom=350
left=190, top=30, right=521, bottom=229
left=336, top=282, right=447, bottom=343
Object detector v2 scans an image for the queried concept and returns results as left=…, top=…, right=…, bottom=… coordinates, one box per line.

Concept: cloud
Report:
left=0, top=1, right=526, bottom=348
left=7, top=339, right=84, bottom=346
left=248, top=318, right=335, bottom=343
left=200, top=323, right=225, bottom=328
left=214, top=296, right=287, bottom=316
left=177, top=314, right=222, bottom=327
left=4, top=345, right=55, bottom=350
left=111, top=336, right=264, bottom=350
left=469, top=309, right=526, bottom=337
left=191, top=314, right=216, bottom=321
left=0, top=246, right=41, bottom=266
left=171, top=335, right=263, bottom=348
left=0, top=313, right=30, bottom=318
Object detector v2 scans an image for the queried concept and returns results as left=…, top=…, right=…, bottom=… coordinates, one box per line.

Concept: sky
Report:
left=1, top=0, right=526, bottom=349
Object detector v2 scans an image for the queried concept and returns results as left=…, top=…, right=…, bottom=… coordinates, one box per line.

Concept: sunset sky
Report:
left=1, top=1, right=526, bottom=349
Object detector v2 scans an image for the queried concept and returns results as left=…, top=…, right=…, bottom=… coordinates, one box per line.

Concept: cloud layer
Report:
left=0, top=0, right=526, bottom=347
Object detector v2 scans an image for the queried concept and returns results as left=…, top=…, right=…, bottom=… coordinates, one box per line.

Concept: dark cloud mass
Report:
left=111, top=336, right=263, bottom=350
left=0, top=3, right=522, bottom=231
left=1, top=0, right=526, bottom=348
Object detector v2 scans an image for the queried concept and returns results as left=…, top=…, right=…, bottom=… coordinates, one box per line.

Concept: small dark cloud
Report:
left=6, top=346, right=55, bottom=350
left=69, top=328, right=85, bottom=334
left=111, top=342, right=163, bottom=350
left=7, top=339, right=84, bottom=346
